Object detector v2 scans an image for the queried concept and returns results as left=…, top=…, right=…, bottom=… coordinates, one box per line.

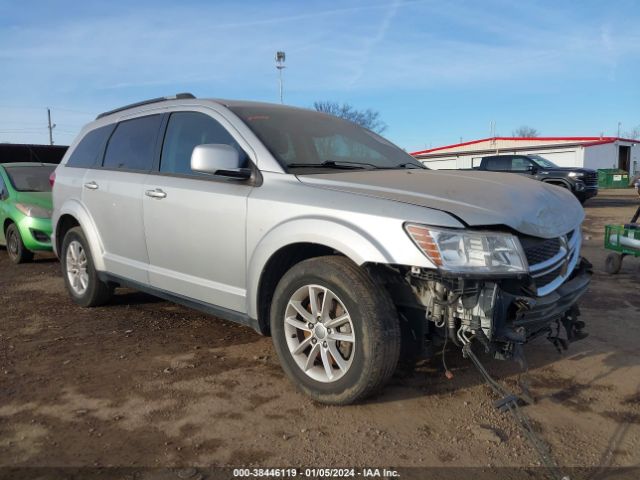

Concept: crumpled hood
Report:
left=298, top=169, right=584, bottom=239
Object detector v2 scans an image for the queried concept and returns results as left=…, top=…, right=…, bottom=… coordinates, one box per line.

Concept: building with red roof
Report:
left=411, top=136, right=638, bottom=175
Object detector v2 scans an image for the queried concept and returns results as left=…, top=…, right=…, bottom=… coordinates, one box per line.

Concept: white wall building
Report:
left=411, top=137, right=639, bottom=177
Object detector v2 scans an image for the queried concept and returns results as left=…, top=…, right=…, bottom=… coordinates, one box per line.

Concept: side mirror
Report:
left=527, top=165, right=538, bottom=174
left=191, top=144, right=251, bottom=180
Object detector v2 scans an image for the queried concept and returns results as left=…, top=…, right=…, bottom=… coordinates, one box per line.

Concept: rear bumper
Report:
left=16, top=215, right=53, bottom=252
left=493, top=258, right=591, bottom=343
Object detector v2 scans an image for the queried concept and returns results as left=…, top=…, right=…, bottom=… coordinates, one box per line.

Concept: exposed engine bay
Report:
left=404, top=257, right=592, bottom=361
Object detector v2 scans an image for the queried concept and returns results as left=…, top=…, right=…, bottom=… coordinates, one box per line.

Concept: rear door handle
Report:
left=83, top=181, right=99, bottom=190
left=145, top=188, right=167, bottom=199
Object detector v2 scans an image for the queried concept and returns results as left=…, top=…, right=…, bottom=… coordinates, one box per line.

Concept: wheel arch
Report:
left=248, top=218, right=394, bottom=334
left=53, top=200, right=106, bottom=270
left=542, top=178, right=572, bottom=190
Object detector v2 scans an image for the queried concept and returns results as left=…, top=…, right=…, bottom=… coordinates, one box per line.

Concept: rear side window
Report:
left=66, top=125, right=115, bottom=168
left=483, top=157, right=510, bottom=171
left=103, top=115, right=163, bottom=171
left=160, top=112, right=247, bottom=175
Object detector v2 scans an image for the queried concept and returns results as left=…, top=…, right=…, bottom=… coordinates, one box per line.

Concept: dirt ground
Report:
left=0, top=190, right=639, bottom=473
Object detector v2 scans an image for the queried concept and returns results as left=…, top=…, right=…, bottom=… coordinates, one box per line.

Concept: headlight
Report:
left=15, top=203, right=52, bottom=218
left=405, top=224, right=528, bottom=273
left=568, top=172, right=584, bottom=178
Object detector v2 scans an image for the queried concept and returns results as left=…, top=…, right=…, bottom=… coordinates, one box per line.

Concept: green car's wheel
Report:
left=5, top=223, right=34, bottom=264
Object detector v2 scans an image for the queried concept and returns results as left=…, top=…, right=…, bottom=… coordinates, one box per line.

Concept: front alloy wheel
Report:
left=270, top=256, right=401, bottom=405
left=285, top=284, right=355, bottom=383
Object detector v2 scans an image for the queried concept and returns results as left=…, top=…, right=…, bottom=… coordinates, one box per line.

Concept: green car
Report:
left=0, top=162, right=56, bottom=263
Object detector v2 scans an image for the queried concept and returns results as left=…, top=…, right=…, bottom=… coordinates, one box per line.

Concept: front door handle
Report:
left=145, top=188, right=167, bottom=199
left=83, top=181, right=99, bottom=190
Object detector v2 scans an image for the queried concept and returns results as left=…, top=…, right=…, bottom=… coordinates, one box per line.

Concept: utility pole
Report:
left=275, top=51, right=286, bottom=104
left=617, top=122, right=622, bottom=138
left=47, top=108, right=56, bottom=145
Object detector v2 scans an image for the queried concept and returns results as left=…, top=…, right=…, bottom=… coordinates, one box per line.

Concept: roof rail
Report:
left=95, top=93, right=196, bottom=120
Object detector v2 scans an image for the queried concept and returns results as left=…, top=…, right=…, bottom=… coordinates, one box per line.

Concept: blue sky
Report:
left=1, top=0, right=639, bottom=151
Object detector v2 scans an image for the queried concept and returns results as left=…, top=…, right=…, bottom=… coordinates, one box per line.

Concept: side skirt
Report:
left=98, top=272, right=262, bottom=334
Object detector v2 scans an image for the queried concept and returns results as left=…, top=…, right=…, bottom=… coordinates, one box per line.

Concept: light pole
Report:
left=47, top=108, right=56, bottom=145
left=275, top=51, right=286, bottom=104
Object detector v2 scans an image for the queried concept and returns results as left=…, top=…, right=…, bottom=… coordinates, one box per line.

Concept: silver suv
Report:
left=52, top=94, right=591, bottom=404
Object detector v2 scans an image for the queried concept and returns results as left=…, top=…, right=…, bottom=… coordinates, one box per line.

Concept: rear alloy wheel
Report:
left=271, top=256, right=401, bottom=405
left=61, top=226, right=113, bottom=307
left=6, top=223, right=33, bottom=264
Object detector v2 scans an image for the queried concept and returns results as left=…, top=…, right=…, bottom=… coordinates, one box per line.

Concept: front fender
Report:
left=245, top=216, right=434, bottom=319
left=53, top=199, right=106, bottom=271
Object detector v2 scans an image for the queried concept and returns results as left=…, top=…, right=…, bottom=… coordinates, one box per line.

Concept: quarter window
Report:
left=160, top=112, right=247, bottom=175
left=66, top=125, right=115, bottom=168
left=103, top=115, right=163, bottom=171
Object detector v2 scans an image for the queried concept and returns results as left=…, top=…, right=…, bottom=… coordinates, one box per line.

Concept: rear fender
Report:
left=53, top=199, right=106, bottom=271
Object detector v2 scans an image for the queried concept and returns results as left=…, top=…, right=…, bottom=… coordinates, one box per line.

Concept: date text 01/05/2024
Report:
left=232, top=468, right=400, bottom=478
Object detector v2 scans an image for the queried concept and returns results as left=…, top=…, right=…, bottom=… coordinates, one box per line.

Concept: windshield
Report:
left=229, top=105, right=425, bottom=173
left=5, top=165, right=56, bottom=192
left=529, top=155, right=558, bottom=168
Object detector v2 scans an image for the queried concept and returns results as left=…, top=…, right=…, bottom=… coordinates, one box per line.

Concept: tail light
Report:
left=49, top=170, right=56, bottom=187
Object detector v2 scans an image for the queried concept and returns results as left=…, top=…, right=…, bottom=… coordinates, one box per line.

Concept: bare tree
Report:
left=623, top=125, right=640, bottom=139
left=313, top=101, right=387, bottom=134
left=512, top=126, right=539, bottom=138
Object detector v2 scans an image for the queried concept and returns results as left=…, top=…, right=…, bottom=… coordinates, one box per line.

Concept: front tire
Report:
left=270, top=256, right=401, bottom=405
left=6, top=223, right=33, bottom=264
left=61, top=226, right=113, bottom=307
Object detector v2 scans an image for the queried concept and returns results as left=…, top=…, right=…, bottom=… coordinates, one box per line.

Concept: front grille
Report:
left=520, top=228, right=580, bottom=296
left=584, top=171, right=598, bottom=188
left=521, top=237, right=561, bottom=265
left=533, top=264, right=564, bottom=288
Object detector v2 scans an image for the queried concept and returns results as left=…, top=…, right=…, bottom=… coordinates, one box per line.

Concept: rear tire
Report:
left=6, top=223, right=33, bottom=264
left=61, top=226, right=113, bottom=307
left=605, top=253, right=623, bottom=275
left=270, top=256, right=401, bottom=405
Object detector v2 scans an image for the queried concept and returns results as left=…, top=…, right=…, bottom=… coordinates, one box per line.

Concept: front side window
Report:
left=67, top=124, right=115, bottom=168
left=511, top=157, right=532, bottom=171
left=4, top=165, right=56, bottom=192
left=103, top=115, right=163, bottom=171
left=0, top=174, right=7, bottom=198
left=160, top=112, right=246, bottom=175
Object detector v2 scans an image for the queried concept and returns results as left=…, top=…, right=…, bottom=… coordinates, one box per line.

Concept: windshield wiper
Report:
left=396, top=162, right=426, bottom=169
left=288, top=160, right=378, bottom=170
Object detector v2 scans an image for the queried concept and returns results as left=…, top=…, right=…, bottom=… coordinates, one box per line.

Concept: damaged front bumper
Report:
left=408, top=257, right=592, bottom=360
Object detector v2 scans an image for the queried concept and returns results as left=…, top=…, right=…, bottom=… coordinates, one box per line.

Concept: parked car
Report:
left=0, top=162, right=56, bottom=263
left=51, top=95, right=591, bottom=404
left=466, top=154, right=598, bottom=203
